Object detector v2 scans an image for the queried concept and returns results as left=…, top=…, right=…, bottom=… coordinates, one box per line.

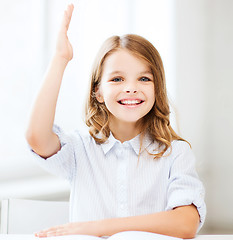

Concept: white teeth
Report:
left=120, top=100, right=142, bottom=105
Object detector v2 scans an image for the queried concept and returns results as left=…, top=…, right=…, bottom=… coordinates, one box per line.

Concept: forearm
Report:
left=26, top=55, right=69, bottom=156
left=98, top=205, right=199, bottom=239
left=35, top=205, right=199, bottom=239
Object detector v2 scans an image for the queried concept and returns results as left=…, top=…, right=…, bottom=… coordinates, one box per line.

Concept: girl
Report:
left=26, top=4, right=206, bottom=239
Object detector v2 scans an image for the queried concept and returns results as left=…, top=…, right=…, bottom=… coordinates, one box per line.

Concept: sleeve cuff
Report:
left=52, top=124, right=67, bottom=147
left=166, top=190, right=206, bottom=232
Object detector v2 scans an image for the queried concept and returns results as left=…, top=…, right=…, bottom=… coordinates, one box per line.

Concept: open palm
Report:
left=56, top=4, right=74, bottom=61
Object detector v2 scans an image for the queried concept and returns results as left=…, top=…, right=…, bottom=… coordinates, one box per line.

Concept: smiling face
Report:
left=96, top=49, right=155, bottom=129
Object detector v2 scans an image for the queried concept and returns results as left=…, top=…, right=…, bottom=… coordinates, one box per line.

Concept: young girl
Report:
left=26, top=4, right=206, bottom=239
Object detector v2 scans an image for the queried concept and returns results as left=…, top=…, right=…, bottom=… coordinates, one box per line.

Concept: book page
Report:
left=108, top=231, right=182, bottom=240
left=43, top=235, right=104, bottom=240
left=0, top=234, right=104, bottom=240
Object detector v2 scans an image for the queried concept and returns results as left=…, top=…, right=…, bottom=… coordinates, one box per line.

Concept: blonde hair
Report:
left=85, top=34, right=188, bottom=159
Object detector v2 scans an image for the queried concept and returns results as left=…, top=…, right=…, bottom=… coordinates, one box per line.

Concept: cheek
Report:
left=143, top=86, right=155, bottom=101
left=150, top=85, right=156, bottom=100
left=102, top=85, right=118, bottom=99
left=151, top=92, right=156, bottom=103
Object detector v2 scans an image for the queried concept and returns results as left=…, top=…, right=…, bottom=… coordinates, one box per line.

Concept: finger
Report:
left=47, top=229, right=68, bottom=237
left=65, top=4, right=74, bottom=29
left=47, top=222, right=76, bottom=237
left=60, top=4, right=74, bottom=33
left=35, top=230, right=49, bottom=238
left=35, top=225, right=61, bottom=237
left=67, top=3, right=74, bottom=17
left=39, top=227, right=68, bottom=237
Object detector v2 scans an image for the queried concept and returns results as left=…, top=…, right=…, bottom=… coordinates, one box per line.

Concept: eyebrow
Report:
left=108, top=70, right=153, bottom=76
left=140, top=71, right=153, bottom=75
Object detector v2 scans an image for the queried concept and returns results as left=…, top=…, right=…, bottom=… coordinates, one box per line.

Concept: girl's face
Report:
left=96, top=49, right=155, bottom=127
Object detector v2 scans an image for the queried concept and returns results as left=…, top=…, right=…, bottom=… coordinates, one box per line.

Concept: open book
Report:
left=41, top=231, right=181, bottom=240
left=0, top=232, right=182, bottom=240
left=38, top=231, right=182, bottom=240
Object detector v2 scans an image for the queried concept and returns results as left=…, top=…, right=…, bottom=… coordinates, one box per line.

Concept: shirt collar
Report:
left=101, top=131, right=153, bottom=155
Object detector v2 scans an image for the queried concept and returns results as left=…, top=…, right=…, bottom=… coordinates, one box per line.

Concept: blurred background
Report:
left=0, top=0, right=232, bottom=234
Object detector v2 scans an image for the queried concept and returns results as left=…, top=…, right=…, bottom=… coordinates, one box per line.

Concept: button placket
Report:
left=116, top=144, right=128, bottom=217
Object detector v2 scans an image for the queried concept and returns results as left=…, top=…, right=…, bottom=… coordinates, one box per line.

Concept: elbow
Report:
left=167, top=224, right=197, bottom=239
left=180, top=226, right=198, bottom=239
left=173, top=204, right=200, bottom=239
left=178, top=219, right=199, bottom=239
left=25, top=128, right=40, bottom=149
left=25, top=125, right=49, bottom=149
left=25, top=128, right=47, bottom=156
left=25, top=128, right=60, bottom=158
left=25, top=128, right=36, bottom=147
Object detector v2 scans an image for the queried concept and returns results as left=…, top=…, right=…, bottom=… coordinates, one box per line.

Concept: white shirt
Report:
left=31, top=125, right=206, bottom=231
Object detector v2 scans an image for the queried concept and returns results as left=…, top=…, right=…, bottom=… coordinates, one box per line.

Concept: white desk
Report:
left=195, top=236, right=233, bottom=240
left=0, top=235, right=233, bottom=240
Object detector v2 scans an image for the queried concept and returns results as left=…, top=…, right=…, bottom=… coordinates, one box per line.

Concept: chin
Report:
left=118, top=117, right=144, bottom=124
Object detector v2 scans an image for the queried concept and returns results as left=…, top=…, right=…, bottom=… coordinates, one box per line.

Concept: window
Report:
left=0, top=0, right=175, bottom=199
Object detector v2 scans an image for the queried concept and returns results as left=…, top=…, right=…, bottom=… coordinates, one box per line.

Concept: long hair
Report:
left=85, top=34, right=188, bottom=159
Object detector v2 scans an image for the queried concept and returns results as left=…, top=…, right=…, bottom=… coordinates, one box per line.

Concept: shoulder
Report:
left=171, top=140, right=192, bottom=153
left=159, top=140, right=194, bottom=161
left=54, top=125, right=107, bottom=153
left=73, top=127, right=104, bottom=149
left=168, top=140, right=196, bottom=166
left=53, top=124, right=94, bottom=146
left=72, top=127, right=94, bottom=144
left=146, top=138, right=192, bottom=159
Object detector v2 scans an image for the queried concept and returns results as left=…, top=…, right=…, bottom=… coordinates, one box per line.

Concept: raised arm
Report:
left=26, top=4, right=74, bottom=158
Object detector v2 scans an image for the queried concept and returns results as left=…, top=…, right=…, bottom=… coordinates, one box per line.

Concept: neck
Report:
left=109, top=119, right=142, bottom=143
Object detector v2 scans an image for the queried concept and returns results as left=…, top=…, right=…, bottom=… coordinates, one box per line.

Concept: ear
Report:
left=95, top=86, right=104, bottom=103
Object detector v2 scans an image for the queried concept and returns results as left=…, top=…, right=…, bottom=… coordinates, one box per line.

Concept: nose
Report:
left=126, top=89, right=137, bottom=93
left=124, top=82, right=138, bottom=94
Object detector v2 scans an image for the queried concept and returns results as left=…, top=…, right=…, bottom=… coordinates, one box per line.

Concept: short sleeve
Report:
left=29, top=125, right=76, bottom=182
left=165, top=141, right=206, bottom=232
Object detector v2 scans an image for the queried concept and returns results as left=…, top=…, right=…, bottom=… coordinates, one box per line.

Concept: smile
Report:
left=118, top=99, right=144, bottom=105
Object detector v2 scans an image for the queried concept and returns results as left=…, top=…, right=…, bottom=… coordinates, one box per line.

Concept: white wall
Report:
left=175, top=0, right=233, bottom=234
left=0, top=0, right=175, bottom=201
left=1, top=0, right=233, bottom=234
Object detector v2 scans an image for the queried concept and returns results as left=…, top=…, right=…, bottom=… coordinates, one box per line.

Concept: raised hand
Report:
left=56, top=4, right=74, bottom=61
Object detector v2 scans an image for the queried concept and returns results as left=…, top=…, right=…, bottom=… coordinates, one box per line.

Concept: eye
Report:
left=111, top=77, right=123, bottom=82
left=140, top=77, right=151, bottom=82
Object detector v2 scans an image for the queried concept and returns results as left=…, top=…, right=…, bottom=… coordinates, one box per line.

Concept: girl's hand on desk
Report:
left=34, top=221, right=102, bottom=238
left=55, top=3, right=74, bottom=62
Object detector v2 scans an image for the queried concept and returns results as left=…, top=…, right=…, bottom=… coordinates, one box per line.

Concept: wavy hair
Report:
left=85, top=34, right=188, bottom=159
